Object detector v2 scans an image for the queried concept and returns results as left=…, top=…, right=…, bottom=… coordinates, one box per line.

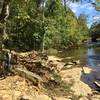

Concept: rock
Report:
left=52, top=97, right=70, bottom=100
left=48, top=56, right=62, bottom=61
left=80, top=97, right=89, bottom=100
left=56, top=62, right=65, bottom=72
left=91, top=94, right=100, bottom=100
left=64, top=62, right=73, bottom=66
left=18, top=95, right=32, bottom=100
left=47, top=60, right=65, bottom=72
left=65, top=65, right=73, bottom=68
left=64, top=60, right=80, bottom=67
left=58, top=51, right=63, bottom=53
left=67, top=62, right=74, bottom=65
left=2, top=95, right=10, bottom=100
left=65, top=57, right=73, bottom=59
left=33, top=95, right=52, bottom=100
left=83, top=67, right=91, bottom=73
left=15, top=91, right=21, bottom=97
left=72, top=60, right=80, bottom=65
left=63, top=62, right=74, bottom=69
left=60, top=67, right=92, bottom=96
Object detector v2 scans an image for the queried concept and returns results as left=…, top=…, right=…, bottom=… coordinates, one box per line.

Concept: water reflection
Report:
left=57, top=42, right=100, bottom=69
left=87, top=43, right=100, bottom=70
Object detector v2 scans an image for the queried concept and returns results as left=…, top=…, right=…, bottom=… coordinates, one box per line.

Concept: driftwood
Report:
left=19, top=59, right=42, bottom=64
left=94, top=81, right=100, bottom=88
left=15, top=68, right=43, bottom=88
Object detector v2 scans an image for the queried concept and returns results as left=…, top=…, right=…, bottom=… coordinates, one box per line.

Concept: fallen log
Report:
left=19, top=59, right=41, bottom=63
left=15, top=68, right=43, bottom=88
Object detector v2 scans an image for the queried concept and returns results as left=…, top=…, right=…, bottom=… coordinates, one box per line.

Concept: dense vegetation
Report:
left=90, top=21, right=100, bottom=41
left=90, top=21, right=100, bottom=35
left=0, top=0, right=89, bottom=52
left=95, top=0, right=100, bottom=11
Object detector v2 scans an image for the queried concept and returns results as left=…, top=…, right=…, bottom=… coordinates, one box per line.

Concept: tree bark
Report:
left=0, top=0, right=10, bottom=50
left=41, top=0, right=45, bottom=53
left=0, top=0, right=10, bottom=21
left=15, top=68, right=43, bottom=88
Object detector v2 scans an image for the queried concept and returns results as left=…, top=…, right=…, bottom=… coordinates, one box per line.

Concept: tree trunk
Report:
left=63, top=0, right=66, bottom=10
left=41, top=0, right=45, bottom=53
left=15, top=68, right=43, bottom=88
left=0, top=0, right=10, bottom=50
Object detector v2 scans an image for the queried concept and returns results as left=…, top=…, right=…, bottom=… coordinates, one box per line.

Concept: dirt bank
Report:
left=60, top=67, right=92, bottom=96
left=0, top=53, right=99, bottom=100
left=0, top=75, right=52, bottom=100
left=48, top=56, right=100, bottom=99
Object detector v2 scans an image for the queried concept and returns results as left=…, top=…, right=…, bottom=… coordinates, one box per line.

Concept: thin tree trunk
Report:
left=64, top=0, right=66, bottom=10
left=41, top=0, right=45, bottom=53
left=0, top=0, right=10, bottom=50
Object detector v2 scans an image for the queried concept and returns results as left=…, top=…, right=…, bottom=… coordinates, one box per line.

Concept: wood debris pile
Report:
left=14, top=51, right=63, bottom=88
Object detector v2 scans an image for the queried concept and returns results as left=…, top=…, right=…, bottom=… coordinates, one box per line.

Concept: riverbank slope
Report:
left=0, top=53, right=100, bottom=100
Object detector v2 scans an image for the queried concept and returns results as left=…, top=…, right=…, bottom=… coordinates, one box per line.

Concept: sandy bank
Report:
left=60, top=67, right=92, bottom=96
left=48, top=56, right=93, bottom=96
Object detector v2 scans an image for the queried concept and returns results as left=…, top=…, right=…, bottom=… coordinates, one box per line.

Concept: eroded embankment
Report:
left=0, top=51, right=100, bottom=100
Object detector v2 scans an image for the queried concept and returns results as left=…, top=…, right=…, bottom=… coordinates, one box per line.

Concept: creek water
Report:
left=55, top=42, right=100, bottom=90
left=57, top=42, right=100, bottom=70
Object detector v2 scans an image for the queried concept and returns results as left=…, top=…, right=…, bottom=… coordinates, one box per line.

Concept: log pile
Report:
left=14, top=51, right=64, bottom=88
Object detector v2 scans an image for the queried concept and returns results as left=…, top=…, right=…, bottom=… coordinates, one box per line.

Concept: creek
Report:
left=57, top=42, right=100, bottom=71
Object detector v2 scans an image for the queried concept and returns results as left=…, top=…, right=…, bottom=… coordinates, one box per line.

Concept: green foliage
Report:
left=2, top=0, right=89, bottom=51
left=78, top=14, right=89, bottom=41
left=5, top=0, right=44, bottom=51
left=90, top=21, right=100, bottom=38
left=95, top=0, right=100, bottom=11
left=44, top=2, right=88, bottom=49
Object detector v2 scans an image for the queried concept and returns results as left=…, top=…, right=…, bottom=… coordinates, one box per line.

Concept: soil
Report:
left=0, top=53, right=100, bottom=100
